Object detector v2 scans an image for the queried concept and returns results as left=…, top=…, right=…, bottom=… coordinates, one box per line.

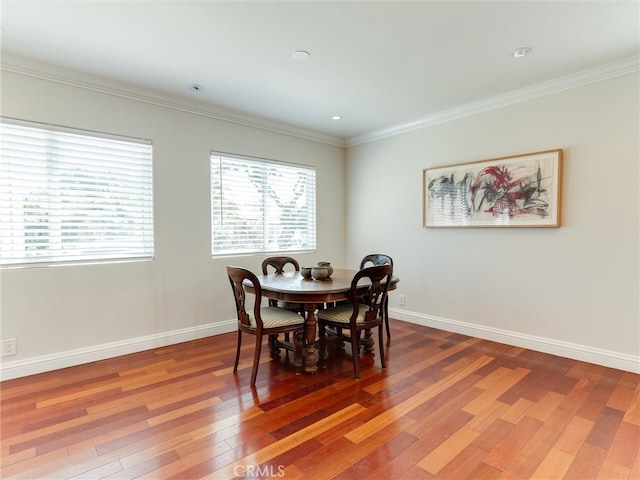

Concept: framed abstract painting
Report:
left=423, top=149, right=562, bottom=227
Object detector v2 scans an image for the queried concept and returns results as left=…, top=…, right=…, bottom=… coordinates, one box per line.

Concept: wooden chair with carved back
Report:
left=261, top=256, right=303, bottom=346
left=317, top=264, right=391, bottom=379
left=261, top=256, right=301, bottom=309
left=360, top=254, right=393, bottom=340
left=227, top=266, right=304, bottom=386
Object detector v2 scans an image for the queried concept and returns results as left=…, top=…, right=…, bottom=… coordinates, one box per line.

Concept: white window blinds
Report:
left=211, top=152, right=316, bottom=255
left=0, top=120, right=154, bottom=266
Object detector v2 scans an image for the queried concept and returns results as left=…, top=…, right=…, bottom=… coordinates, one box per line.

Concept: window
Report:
left=0, top=119, right=153, bottom=267
left=211, top=152, right=316, bottom=255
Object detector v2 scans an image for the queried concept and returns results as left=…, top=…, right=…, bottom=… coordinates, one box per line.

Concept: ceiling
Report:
left=1, top=1, right=639, bottom=145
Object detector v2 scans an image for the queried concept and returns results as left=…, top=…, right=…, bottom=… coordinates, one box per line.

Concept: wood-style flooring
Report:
left=1, top=319, right=639, bottom=479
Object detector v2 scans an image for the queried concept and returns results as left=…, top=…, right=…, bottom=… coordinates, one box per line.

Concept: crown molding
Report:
left=0, top=53, right=346, bottom=148
left=346, top=56, right=640, bottom=147
left=3, top=53, right=637, bottom=150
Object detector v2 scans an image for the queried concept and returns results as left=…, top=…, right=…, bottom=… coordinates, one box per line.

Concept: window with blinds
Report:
left=211, top=152, right=316, bottom=255
left=0, top=120, right=154, bottom=267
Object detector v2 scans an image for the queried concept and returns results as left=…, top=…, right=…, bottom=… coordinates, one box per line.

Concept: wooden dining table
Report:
left=244, top=268, right=399, bottom=374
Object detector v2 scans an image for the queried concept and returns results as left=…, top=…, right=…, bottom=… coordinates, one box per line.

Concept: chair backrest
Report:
left=360, top=254, right=393, bottom=270
left=226, top=266, right=262, bottom=329
left=350, top=264, right=393, bottom=324
left=261, top=256, right=300, bottom=275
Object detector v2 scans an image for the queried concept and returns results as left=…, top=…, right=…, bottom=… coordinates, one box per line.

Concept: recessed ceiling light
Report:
left=511, top=47, right=532, bottom=58
left=292, top=50, right=310, bottom=61
left=188, top=84, right=204, bottom=92
left=332, top=115, right=342, bottom=120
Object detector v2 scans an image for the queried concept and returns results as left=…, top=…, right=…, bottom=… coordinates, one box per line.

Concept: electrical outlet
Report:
left=398, top=294, right=405, bottom=306
left=2, top=339, right=17, bottom=356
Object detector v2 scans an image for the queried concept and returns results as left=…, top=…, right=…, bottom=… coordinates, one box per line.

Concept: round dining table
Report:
left=244, top=268, right=399, bottom=374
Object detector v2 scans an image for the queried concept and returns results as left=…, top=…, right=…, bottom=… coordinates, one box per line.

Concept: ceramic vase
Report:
left=311, top=266, right=329, bottom=280
left=317, top=261, right=333, bottom=277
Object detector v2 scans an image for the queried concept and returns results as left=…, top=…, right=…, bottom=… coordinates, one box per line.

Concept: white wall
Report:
left=346, top=73, right=639, bottom=371
left=0, top=70, right=346, bottom=378
left=2, top=67, right=638, bottom=378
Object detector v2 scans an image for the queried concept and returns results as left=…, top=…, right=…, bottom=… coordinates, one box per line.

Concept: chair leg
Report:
left=318, top=323, right=327, bottom=365
left=294, top=330, right=303, bottom=367
left=378, top=324, right=386, bottom=369
left=384, top=298, right=391, bottom=340
left=233, top=329, right=242, bottom=373
left=351, top=326, right=360, bottom=380
left=250, top=334, right=263, bottom=386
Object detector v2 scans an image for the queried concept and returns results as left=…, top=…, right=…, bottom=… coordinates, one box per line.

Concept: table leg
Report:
left=303, top=304, right=318, bottom=374
left=362, top=329, right=375, bottom=353
left=268, top=334, right=280, bottom=358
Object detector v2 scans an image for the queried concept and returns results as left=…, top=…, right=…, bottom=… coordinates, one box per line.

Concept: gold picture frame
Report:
left=423, top=149, right=562, bottom=227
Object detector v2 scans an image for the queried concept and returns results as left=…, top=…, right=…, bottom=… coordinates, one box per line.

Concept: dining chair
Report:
left=261, top=256, right=303, bottom=346
left=261, top=256, right=301, bottom=309
left=227, top=266, right=304, bottom=386
left=261, top=256, right=300, bottom=275
left=317, top=264, right=392, bottom=379
left=360, top=254, right=393, bottom=339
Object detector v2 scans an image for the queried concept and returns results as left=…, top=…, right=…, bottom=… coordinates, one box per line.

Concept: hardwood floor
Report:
left=1, top=319, right=638, bottom=479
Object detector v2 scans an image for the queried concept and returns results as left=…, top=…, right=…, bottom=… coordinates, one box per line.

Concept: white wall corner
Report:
left=390, top=308, right=640, bottom=374
left=347, top=56, right=640, bottom=147
left=0, top=320, right=237, bottom=381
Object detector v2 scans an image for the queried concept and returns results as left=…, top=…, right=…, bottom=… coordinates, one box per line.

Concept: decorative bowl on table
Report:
left=300, top=266, right=313, bottom=279
left=311, top=266, right=329, bottom=280
left=316, top=262, right=333, bottom=277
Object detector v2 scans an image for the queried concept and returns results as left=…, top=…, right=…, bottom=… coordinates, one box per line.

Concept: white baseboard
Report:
left=2, top=311, right=638, bottom=381
left=0, top=320, right=237, bottom=381
left=391, top=308, right=640, bottom=374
